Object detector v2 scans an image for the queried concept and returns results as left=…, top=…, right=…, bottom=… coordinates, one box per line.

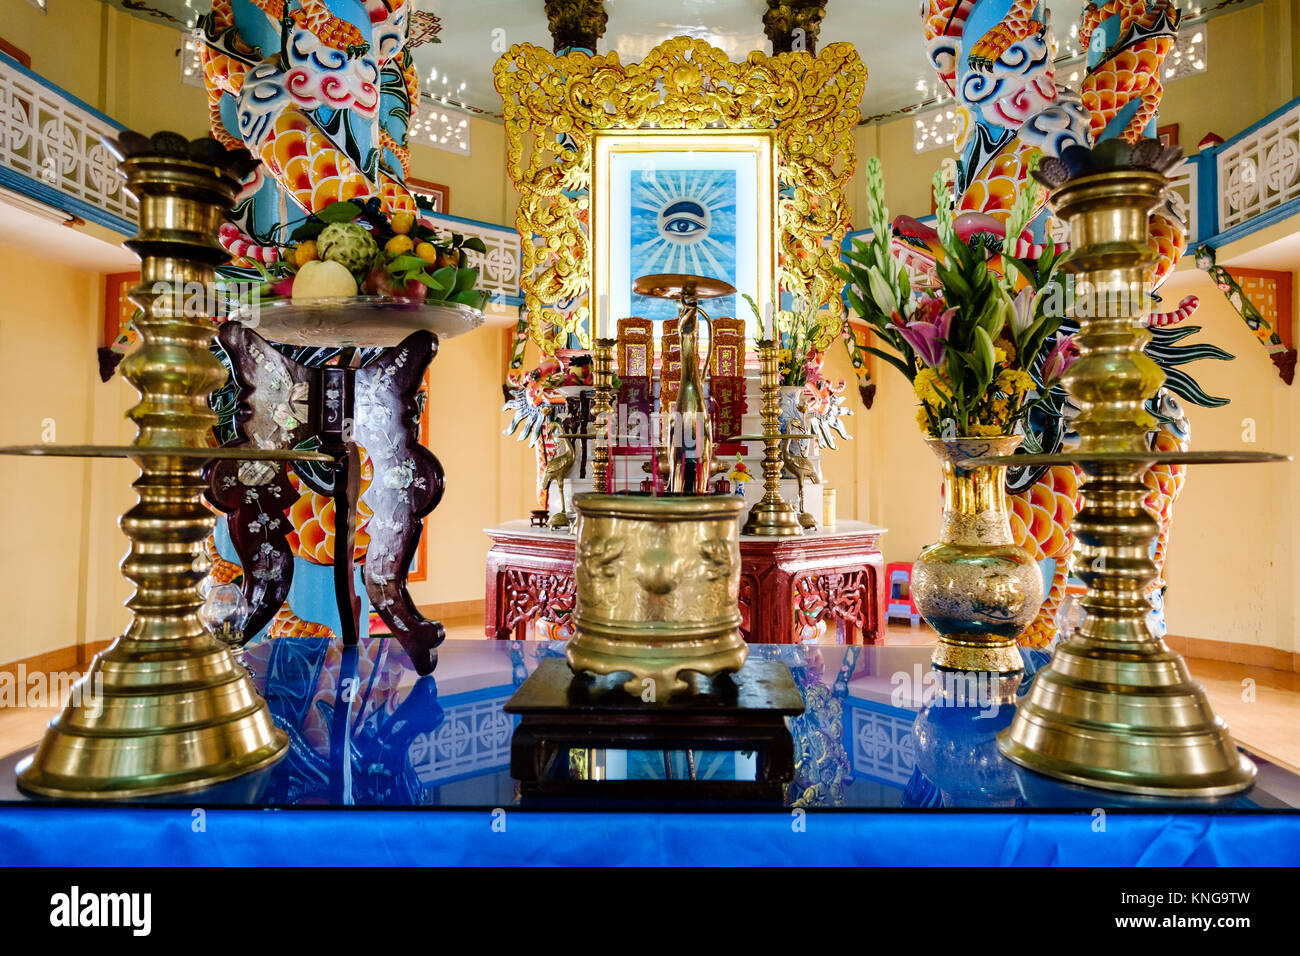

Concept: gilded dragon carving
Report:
left=494, top=36, right=866, bottom=355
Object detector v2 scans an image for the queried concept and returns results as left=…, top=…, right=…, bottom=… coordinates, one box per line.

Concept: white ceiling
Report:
left=106, top=0, right=1255, bottom=123
left=423, top=0, right=1089, bottom=120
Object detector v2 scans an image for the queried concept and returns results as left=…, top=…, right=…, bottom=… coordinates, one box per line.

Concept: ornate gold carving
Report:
left=494, top=37, right=867, bottom=355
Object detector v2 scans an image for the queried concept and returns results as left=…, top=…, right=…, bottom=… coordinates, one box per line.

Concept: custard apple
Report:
left=316, top=222, right=379, bottom=274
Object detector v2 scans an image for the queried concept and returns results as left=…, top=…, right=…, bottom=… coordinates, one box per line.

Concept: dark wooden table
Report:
left=485, top=519, right=887, bottom=644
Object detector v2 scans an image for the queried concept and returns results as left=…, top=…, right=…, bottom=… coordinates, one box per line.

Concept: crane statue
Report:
left=541, top=421, right=577, bottom=530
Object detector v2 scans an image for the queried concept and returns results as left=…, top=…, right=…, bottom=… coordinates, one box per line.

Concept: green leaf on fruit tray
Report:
left=386, top=255, right=428, bottom=275
left=289, top=221, right=325, bottom=242
left=453, top=267, right=479, bottom=294
left=407, top=272, right=447, bottom=293
left=317, top=200, right=362, bottom=223
left=462, top=237, right=487, bottom=254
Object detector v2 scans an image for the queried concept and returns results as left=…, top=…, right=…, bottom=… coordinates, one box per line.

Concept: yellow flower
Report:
left=915, top=406, right=931, bottom=434
left=994, top=367, right=1034, bottom=398
left=913, top=367, right=952, bottom=408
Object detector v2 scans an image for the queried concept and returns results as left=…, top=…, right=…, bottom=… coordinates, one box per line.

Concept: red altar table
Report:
left=485, top=520, right=887, bottom=645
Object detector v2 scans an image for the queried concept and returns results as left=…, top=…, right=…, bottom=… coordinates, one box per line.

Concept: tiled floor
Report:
left=2, top=620, right=1296, bottom=775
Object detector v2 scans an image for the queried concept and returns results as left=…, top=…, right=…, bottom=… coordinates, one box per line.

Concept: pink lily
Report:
left=898, top=296, right=956, bottom=368
left=1042, top=334, right=1080, bottom=383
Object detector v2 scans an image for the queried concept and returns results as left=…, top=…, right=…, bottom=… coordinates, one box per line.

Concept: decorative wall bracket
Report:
left=494, top=36, right=867, bottom=356
left=1195, top=244, right=1296, bottom=385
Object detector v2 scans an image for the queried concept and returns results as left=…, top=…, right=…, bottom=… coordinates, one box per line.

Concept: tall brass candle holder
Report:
left=9, top=132, right=323, bottom=798
left=590, top=336, right=615, bottom=493
left=990, top=140, right=1285, bottom=797
left=742, top=337, right=803, bottom=537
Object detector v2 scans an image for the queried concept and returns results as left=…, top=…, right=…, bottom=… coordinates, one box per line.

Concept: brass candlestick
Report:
left=632, top=274, right=732, bottom=496
left=591, top=336, right=615, bottom=494
left=17, top=132, right=290, bottom=798
left=742, top=338, right=803, bottom=536
left=996, top=142, right=1258, bottom=797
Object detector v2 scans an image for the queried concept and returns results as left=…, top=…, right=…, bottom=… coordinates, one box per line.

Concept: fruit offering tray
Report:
left=229, top=297, right=485, bottom=348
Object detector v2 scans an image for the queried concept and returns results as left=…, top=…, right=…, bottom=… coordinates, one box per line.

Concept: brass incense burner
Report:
left=565, top=493, right=747, bottom=697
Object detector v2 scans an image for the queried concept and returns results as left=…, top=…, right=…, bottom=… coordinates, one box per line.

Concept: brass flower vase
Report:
left=565, top=493, right=747, bottom=697
left=912, top=436, right=1043, bottom=674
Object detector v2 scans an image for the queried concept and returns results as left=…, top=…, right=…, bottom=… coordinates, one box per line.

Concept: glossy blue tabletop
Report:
left=3, top=637, right=1293, bottom=812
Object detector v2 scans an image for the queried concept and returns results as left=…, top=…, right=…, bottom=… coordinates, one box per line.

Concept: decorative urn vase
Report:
left=565, top=493, right=747, bottom=697
left=912, top=436, right=1044, bottom=674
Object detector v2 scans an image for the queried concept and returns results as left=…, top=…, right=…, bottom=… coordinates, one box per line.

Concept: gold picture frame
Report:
left=494, top=36, right=867, bottom=355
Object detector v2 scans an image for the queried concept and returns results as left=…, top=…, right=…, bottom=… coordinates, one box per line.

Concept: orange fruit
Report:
left=390, top=212, right=415, bottom=235
left=384, top=235, right=414, bottom=257
left=415, top=241, right=438, bottom=263
left=293, top=240, right=318, bottom=267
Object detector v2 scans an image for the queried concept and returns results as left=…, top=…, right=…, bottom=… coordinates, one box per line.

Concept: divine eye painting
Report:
left=628, top=167, right=740, bottom=320
left=593, top=133, right=776, bottom=339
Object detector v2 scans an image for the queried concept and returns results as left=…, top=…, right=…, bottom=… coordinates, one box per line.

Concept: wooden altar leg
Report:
left=486, top=550, right=508, bottom=639
left=865, top=551, right=885, bottom=645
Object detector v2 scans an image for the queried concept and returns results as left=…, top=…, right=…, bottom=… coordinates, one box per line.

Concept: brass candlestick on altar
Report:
left=991, top=141, right=1281, bottom=797
left=632, top=274, right=733, bottom=496
left=14, top=132, right=305, bottom=799
left=742, top=337, right=803, bottom=537
left=590, top=336, right=615, bottom=493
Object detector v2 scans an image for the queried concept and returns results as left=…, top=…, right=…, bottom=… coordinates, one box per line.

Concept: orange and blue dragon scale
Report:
left=199, top=0, right=422, bottom=255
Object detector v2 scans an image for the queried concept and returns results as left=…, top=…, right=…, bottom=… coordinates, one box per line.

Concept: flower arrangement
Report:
left=232, top=198, right=491, bottom=311
left=742, top=293, right=841, bottom=386
left=837, top=157, right=1077, bottom=439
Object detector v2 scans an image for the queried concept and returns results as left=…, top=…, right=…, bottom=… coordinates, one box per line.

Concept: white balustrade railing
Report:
left=1217, top=100, right=1300, bottom=234
left=1168, top=158, right=1198, bottom=242
left=0, top=56, right=134, bottom=229
left=422, top=211, right=523, bottom=305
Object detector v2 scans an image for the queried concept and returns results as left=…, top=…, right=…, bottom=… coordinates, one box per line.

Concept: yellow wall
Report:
left=1155, top=257, right=1300, bottom=654
left=0, top=246, right=136, bottom=664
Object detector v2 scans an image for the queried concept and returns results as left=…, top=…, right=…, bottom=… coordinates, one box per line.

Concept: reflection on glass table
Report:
left=2, top=639, right=1297, bottom=811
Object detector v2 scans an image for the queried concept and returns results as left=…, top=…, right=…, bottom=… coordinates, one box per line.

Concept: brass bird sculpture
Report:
left=781, top=436, right=820, bottom=529
left=541, top=422, right=577, bottom=530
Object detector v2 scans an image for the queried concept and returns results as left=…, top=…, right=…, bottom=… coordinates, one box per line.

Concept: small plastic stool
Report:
left=886, top=561, right=921, bottom=626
